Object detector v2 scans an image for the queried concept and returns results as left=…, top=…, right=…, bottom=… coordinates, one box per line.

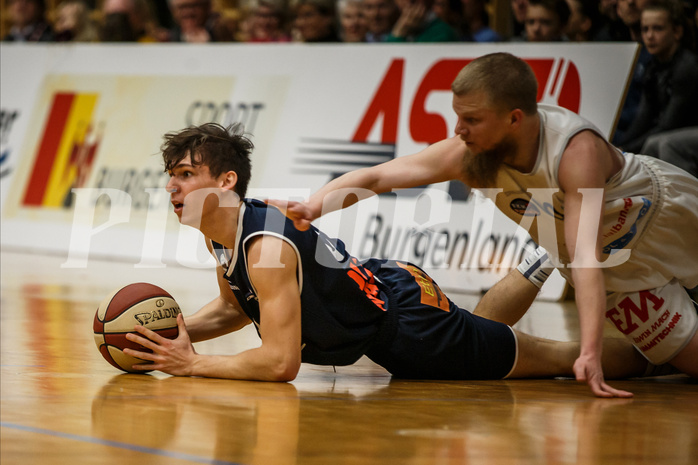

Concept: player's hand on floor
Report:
left=574, top=353, right=633, bottom=398
left=125, top=313, right=197, bottom=376
left=265, top=199, right=314, bottom=231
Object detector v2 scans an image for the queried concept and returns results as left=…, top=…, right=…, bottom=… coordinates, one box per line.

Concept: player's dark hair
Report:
left=451, top=52, right=539, bottom=115
left=161, top=123, right=253, bottom=199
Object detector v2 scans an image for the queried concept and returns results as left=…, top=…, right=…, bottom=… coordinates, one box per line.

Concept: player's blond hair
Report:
left=451, top=53, right=539, bottom=115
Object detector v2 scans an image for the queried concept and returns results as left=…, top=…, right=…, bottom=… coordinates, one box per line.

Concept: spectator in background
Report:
left=612, top=0, right=652, bottom=144
left=692, top=4, right=698, bottom=52
left=387, top=0, right=460, bottom=41
left=595, top=0, right=633, bottom=40
left=433, top=0, right=467, bottom=37
left=564, top=0, right=602, bottom=41
left=521, top=0, right=570, bottom=41
left=616, top=0, right=698, bottom=153
left=510, top=0, right=528, bottom=38
left=101, top=0, right=158, bottom=42
left=247, top=0, right=291, bottom=42
left=293, top=0, right=340, bottom=42
left=617, top=0, right=646, bottom=39
left=462, top=0, right=502, bottom=41
left=54, top=0, right=100, bottom=41
left=167, top=0, right=235, bottom=42
left=3, top=0, right=54, bottom=42
left=600, top=0, right=620, bottom=22
left=642, top=127, right=698, bottom=178
left=363, top=0, right=400, bottom=41
left=339, top=0, right=368, bottom=42
left=683, top=0, right=697, bottom=51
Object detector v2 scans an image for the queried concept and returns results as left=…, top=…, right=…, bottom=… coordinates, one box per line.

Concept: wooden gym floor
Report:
left=1, top=249, right=696, bottom=465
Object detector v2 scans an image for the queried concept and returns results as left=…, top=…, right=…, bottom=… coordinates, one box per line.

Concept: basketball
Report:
left=93, top=283, right=181, bottom=373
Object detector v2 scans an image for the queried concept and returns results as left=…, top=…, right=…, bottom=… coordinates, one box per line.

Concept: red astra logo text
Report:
left=353, top=57, right=581, bottom=146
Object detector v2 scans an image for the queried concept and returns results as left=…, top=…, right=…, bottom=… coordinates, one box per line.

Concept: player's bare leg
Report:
left=474, top=270, right=539, bottom=326
left=508, top=331, right=649, bottom=379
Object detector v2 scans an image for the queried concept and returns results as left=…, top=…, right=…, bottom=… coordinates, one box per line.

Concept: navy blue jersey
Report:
left=212, top=199, right=393, bottom=366
left=213, top=199, right=516, bottom=379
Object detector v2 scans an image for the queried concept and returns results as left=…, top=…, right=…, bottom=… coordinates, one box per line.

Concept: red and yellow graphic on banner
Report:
left=23, top=92, right=99, bottom=207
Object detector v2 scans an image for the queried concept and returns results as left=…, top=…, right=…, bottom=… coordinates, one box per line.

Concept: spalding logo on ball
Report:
left=93, top=283, right=180, bottom=373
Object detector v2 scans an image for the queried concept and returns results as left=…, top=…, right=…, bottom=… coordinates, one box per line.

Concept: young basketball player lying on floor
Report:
left=124, top=123, right=662, bottom=395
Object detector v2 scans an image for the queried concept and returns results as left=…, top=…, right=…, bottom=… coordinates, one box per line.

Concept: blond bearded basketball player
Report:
left=268, top=53, right=698, bottom=397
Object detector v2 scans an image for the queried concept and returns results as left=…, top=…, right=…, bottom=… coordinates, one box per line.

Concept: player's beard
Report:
left=462, top=135, right=518, bottom=188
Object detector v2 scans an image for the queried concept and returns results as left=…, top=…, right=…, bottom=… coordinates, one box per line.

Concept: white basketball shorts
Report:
left=605, top=279, right=698, bottom=364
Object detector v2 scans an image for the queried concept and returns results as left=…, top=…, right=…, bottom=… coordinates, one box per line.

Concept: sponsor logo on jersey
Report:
left=510, top=198, right=539, bottom=216
left=602, top=198, right=651, bottom=254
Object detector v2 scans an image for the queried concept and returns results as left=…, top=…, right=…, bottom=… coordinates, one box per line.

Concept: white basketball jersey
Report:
left=492, top=104, right=698, bottom=292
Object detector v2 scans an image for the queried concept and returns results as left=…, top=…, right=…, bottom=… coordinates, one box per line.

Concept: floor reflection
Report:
left=2, top=252, right=695, bottom=465
left=87, top=373, right=697, bottom=465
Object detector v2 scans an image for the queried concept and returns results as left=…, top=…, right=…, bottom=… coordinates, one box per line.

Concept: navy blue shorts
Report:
left=364, top=260, right=517, bottom=380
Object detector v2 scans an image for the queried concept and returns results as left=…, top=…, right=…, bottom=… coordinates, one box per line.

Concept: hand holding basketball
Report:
left=124, top=313, right=199, bottom=376
left=93, top=283, right=181, bottom=373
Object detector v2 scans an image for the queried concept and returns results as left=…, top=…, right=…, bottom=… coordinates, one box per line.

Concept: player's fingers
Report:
left=265, top=199, right=298, bottom=218
left=126, top=330, right=163, bottom=351
left=122, top=347, right=155, bottom=362
left=600, top=382, right=634, bottom=398
left=265, top=199, right=315, bottom=231
left=130, top=365, right=152, bottom=371
left=587, top=374, right=633, bottom=398
left=132, top=324, right=168, bottom=344
left=130, top=361, right=159, bottom=371
left=264, top=199, right=287, bottom=210
left=175, top=314, right=191, bottom=342
left=575, top=363, right=614, bottom=397
left=590, top=382, right=615, bottom=398
left=294, top=219, right=311, bottom=231
left=282, top=207, right=311, bottom=230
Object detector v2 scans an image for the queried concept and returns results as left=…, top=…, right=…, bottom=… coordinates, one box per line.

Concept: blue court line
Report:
left=0, top=422, right=244, bottom=465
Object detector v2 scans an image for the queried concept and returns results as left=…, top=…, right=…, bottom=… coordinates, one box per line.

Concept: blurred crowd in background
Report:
left=3, top=0, right=697, bottom=174
left=3, top=0, right=697, bottom=46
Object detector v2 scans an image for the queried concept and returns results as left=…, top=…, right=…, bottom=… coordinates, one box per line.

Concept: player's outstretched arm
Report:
left=125, top=236, right=303, bottom=381
left=268, top=136, right=467, bottom=230
left=559, top=131, right=632, bottom=398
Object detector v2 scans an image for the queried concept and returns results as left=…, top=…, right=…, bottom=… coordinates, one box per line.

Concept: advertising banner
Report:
left=0, top=43, right=639, bottom=299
